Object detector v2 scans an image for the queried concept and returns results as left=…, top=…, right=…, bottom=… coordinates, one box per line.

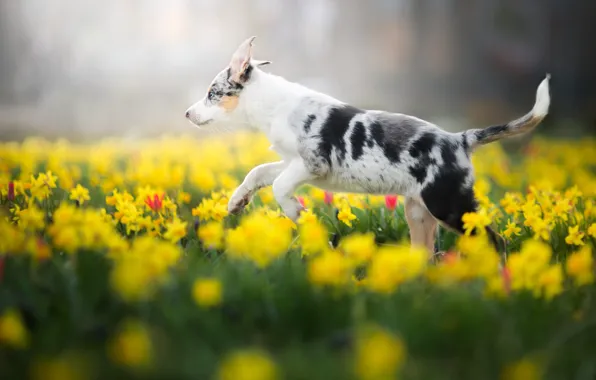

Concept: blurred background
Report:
left=1, top=0, right=595, bottom=141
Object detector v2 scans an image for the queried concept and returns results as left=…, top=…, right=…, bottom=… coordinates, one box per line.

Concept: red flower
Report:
left=384, top=195, right=398, bottom=210
left=323, top=191, right=334, bottom=205
left=7, top=182, right=15, bottom=201
left=297, top=196, right=306, bottom=208
left=443, top=250, right=458, bottom=264
left=501, top=267, right=511, bottom=295
left=145, top=193, right=164, bottom=212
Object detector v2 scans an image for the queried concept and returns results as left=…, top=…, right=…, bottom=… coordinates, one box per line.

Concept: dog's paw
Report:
left=227, top=191, right=251, bottom=215
left=284, top=199, right=305, bottom=222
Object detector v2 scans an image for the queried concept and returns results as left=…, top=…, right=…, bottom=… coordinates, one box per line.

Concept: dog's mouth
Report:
left=192, top=119, right=213, bottom=127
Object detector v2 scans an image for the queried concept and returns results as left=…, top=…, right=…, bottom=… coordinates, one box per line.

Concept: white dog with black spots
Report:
left=186, top=36, right=551, bottom=257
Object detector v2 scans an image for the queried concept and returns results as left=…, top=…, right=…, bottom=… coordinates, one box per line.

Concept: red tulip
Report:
left=145, top=193, right=164, bottom=212
left=384, top=195, right=398, bottom=210
left=297, top=196, right=306, bottom=208
left=7, top=182, right=15, bottom=201
left=323, top=191, right=334, bottom=205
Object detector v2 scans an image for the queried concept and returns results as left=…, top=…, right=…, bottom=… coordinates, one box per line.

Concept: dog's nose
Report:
left=185, top=110, right=190, bottom=119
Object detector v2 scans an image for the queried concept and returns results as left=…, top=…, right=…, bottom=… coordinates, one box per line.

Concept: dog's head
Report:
left=185, top=36, right=271, bottom=128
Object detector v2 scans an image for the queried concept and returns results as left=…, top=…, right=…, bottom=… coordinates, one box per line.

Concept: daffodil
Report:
left=337, top=206, right=357, bottom=227
left=503, top=219, right=522, bottom=239
left=565, top=225, right=585, bottom=246
left=566, top=245, right=594, bottom=286
left=69, top=184, right=90, bottom=205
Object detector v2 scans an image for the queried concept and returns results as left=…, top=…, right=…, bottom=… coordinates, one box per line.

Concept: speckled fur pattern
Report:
left=185, top=36, right=551, bottom=256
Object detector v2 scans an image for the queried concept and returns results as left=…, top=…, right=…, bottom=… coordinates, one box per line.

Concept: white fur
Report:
left=532, top=74, right=551, bottom=118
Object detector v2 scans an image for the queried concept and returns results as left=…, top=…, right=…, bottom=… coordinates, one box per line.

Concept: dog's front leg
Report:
left=272, top=159, right=315, bottom=222
left=228, top=161, right=286, bottom=214
left=404, top=196, right=438, bottom=259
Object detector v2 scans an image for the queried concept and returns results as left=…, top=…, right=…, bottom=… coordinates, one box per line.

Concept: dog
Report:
left=185, top=36, right=550, bottom=256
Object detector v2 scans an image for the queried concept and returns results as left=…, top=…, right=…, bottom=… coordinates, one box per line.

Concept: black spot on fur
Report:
left=303, top=114, right=316, bottom=133
left=440, top=140, right=458, bottom=167
left=421, top=167, right=476, bottom=234
left=461, top=133, right=469, bottom=152
left=366, top=131, right=374, bottom=148
left=409, top=132, right=436, bottom=158
left=318, top=105, right=362, bottom=165
left=238, top=64, right=254, bottom=83
left=474, top=124, right=510, bottom=145
left=409, top=164, right=428, bottom=184
left=370, top=122, right=385, bottom=147
left=408, top=133, right=440, bottom=184
left=369, top=122, right=401, bottom=163
left=350, top=122, right=367, bottom=160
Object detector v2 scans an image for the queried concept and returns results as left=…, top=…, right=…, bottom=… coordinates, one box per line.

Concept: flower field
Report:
left=1, top=131, right=596, bottom=380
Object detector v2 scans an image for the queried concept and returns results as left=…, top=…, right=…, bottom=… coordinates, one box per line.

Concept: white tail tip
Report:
left=532, top=74, right=551, bottom=117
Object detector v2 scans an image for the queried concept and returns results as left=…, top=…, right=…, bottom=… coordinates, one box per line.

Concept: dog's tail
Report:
left=461, top=75, right=551, bottom=152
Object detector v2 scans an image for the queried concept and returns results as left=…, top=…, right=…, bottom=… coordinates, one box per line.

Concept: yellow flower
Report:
left=503, top=219, right=522, bottom=239
left=198, top=221, right=225, bottom=250
left=297, top=208, right=318, bottom=225
left=217, top=349, right=278, bottom=380
left=0, top=308, right=29, bottom=349
left=552, top=199, right=571, bottom=221
left=108, top=320, right=152, bottom=368
left=588, top=223, right=596, bottom=238
left=339, top=232, right=376, bottom=265
left=225, top=213, right=292, bottom=268
left=461, top=209, right=491, bottom=235
left=501, top=357, right=543, bottom=380
left=566, top=245, right=594, bottom=286
left=192, top=278, right=223, bottom=308
left=537, top=263, right=563, bottom=300
left=163, top=218, right=188, bottom=244
left=110, top=259, right=153, bottom=301
left=565, top=225, right=585, bottom=246
left=507, top=240, right=552, bottom=293
left=500, top=192, right=522, bottom=216
left=15, top=205, right=45, bottom=231
left=29, top=171, right=58, bottom=201
left=307, top=250, right=351, bottom=287
left=192, top=198, right=228, bottom=222
left=355, top=324, right=406, bottom=380
left=455, top=234, right=501, bottom=279
left=337, top=206, right=357, bottom=227
left=176, top=191, right=191, bottom=204
left=528, top=217, right=552, bottom=242
left=69, top=184, right=90, bottom=205
left=257, top=187, right=274, bottom=205
left=367, top=245, right=427, bottom=293
left=299, top=219, right=329, bottom=256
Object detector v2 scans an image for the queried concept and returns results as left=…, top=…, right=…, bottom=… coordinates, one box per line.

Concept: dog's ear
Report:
left=229, top=36, right=256, bottom=83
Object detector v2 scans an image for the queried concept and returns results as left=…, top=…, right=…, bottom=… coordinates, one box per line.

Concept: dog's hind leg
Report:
left=404, top=196, right=438, bottom=259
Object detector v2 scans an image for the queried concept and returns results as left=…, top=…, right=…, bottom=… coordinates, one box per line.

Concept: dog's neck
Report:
left=239, top=68, right=341, bottom=132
